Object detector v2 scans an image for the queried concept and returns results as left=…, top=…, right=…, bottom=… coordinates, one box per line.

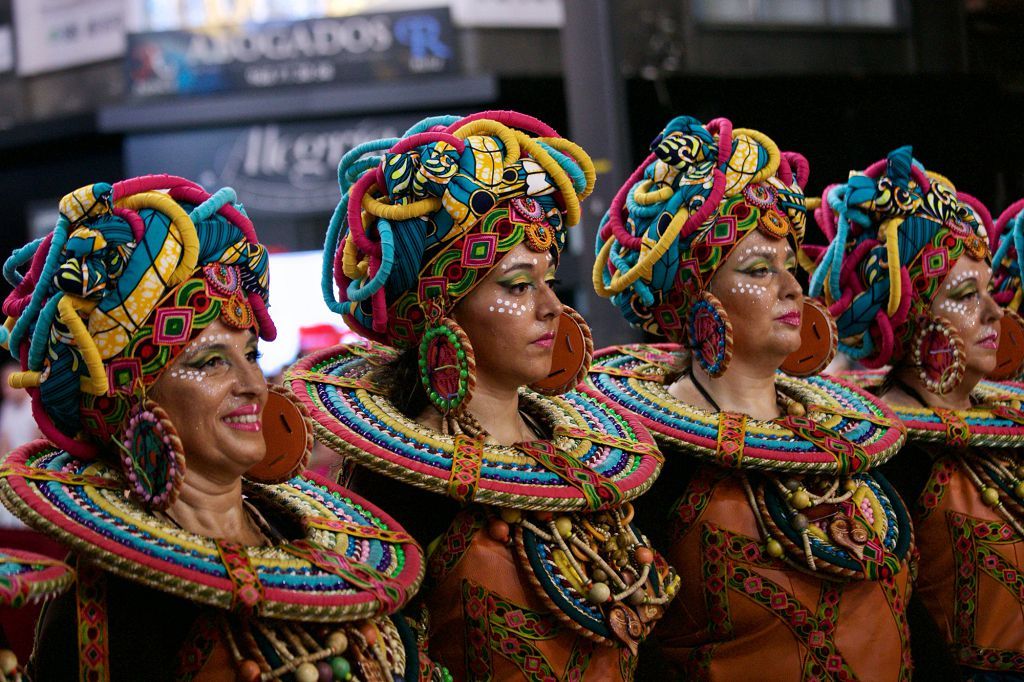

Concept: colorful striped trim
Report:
left=586, top=344, right=905, bottom=474
left=0, top=440, right=423, bottom=622
left=841, top=369, right=1024, bottom=448
left=287, top=342, right=662, bottom=512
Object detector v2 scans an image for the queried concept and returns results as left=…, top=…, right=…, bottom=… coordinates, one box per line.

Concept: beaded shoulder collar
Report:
left=286, top=343, right=662, bottom=512
left=839, top=369, right=1024, bottom=448
left=0, top=440, right=423, bottom=622
left=0, top=547, right=74, bottom=608
left=585, top=344, right=906, bottom=475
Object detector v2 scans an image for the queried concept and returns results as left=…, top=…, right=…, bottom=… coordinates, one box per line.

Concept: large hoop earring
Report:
left=989, top=309, right=1024, bottom=381
left=117, top=399, right=185, bottom=510
left=246, top=384, right=312, bottom=484
left=530, top=307, right=594, bottom=395
left=687, top=291, right=732, bottom=378
left=781, top=299, right=838, bottom=377
left=418, top=316, right=476, bottom=415
left=911, top=314, right=966, bottom=395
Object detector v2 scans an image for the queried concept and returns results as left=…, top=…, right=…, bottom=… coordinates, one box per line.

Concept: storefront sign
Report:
left=0, top=1, right=13, bottom=74
left=123, top=115, right=423, bottom=219
left=13, top=0, right=125, bottom=76
left=126, top=7, right=457, bottom=97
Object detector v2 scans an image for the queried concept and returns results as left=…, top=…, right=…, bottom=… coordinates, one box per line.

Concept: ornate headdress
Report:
left=0, top=175, right=309, bottom=508
left=987, top=197, right=1024, bottom=379
left=593, top=115, right=834, bottom=377
left=808, top=146, right=1005, bottom=394
left=322, top=110, right=597, bottom=418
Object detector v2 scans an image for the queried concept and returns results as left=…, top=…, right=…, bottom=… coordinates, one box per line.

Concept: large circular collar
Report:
left=839, top=369, right=1024, bottom=448
left=585, top=344, right=906, bottom=475
left=0, top=440, right=423, bottom=622
left=286, top=343, right=662, bottom=512
left=0, top=547, right=74, bottom=608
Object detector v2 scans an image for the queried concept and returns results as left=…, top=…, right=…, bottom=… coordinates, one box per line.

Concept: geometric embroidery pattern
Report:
left=76, top=560, right=109, bottom=682
left=461, top=578, right=597, bottom=681
left=215, top=540, right=265, bottom=617
left=448, top=435, right=485, bottom=504
left=427, top=508, right=485, bottom=585
left=462, top=233, right=499, bottom=268
left=690, top=522, right=907, bottom=682
left=152, top=307, right=194, bottom=345
left=948, top=511, right=1024, bottom=672
left=715, top=412, right=747, bottom=468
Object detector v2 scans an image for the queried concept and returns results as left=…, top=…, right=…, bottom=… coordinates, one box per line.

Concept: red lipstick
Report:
left=776, top=311, right=802, bottom=327
left=222, top=404, right=261, bottom=432
left=532, top=331, right=555, bottom=348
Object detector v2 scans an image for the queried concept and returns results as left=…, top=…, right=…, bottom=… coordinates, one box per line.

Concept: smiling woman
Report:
left=288, top=111, right=677, bottom=680
left=0, top=177, right=436, bottom=681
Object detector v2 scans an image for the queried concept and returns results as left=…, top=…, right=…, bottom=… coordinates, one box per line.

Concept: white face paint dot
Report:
left=731, top=282, right=768, bottom=297
left=944, top=270, right=980, bottom=291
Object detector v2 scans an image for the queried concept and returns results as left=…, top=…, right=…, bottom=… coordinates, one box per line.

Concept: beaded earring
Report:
left=418, top=299, right=476, bottom=416
left=781, top=299, right=839, bottom=377
left=530, top=307, right=594, bottom=396
left=911, top=314, right=966, bottom=394
left=117, top=400, right=185, bottom=510
left=989, top=309, right=1024, bottom=381
left=687, top=291, right=733, bottom=378
left=245, top=385, right=313, bottom=484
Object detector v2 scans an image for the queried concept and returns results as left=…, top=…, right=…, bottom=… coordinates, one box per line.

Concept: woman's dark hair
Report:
left=370, top=346, right=431, bottom=419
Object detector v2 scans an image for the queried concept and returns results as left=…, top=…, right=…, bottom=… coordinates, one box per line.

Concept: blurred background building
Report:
left=0, top=0, right=1022, bottom=354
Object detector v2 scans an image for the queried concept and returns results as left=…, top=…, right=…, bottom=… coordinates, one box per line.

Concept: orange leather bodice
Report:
left=656, top=465, right=913, bottom=681
left=914, top=453, right=1024, bottom=672
left=424, top=508, right=638, bottom=681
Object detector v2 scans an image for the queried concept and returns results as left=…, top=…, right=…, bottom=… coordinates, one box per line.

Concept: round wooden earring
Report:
left=530, top=307, right=594, bottom=395
left=781, top=299, right=839, bottom=377
left=246, top=385, right=312, bottom=484
left=989, top=309, right=1024, bottom=381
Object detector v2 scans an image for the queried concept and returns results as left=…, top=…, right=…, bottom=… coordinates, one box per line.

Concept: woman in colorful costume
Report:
left=811, top=147, right=1024, bottom=680
left=587, top=116, right=912, bottom=680
left=286, top=110, right=677, bottom=680
left=0, top=176, right=434, bottom=681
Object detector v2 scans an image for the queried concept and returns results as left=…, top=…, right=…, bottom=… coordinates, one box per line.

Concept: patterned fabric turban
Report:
left=807, top=146, right=990, bottom=368
left=992, top=198, right=1024, bottom=312
left=1, top=175, right=274, bottom=458
left=322, top=110, right=595, bottom=348
left=592, top=115, right=809, bottom=340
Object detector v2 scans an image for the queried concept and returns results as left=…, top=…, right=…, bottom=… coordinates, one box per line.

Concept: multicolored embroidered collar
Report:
left=286, top=343, right=662, bottom=511
left=838, top=369, right=1024, bottom=448
left=0, top=440, right=423, bottom=622
left=0, top=547, right=74, bottom=608
left=585, top=344, right=906, bottom=474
